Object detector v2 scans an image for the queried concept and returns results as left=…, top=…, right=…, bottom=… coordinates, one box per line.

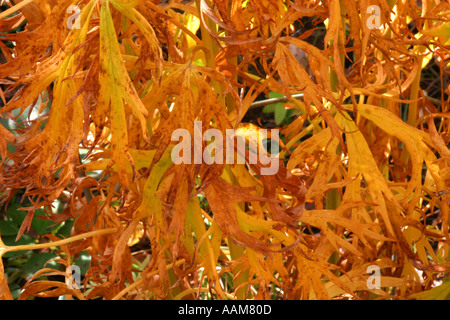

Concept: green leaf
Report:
left=24, top=252, right=58, bottom=277
left=5, top=204, right=27, bottom=227
left=31, top=218, right=54, bottom=236
left=0, top=220, right=19, bottom=236
left=262, top=103, right=275, bottom=113
left=274, top=103, right=287, bottom=125
left=3, top=205, right=56, bottom=237
left=74, top=251, right=91, bottom=275
left=268, top=91, right=284, bottom=99
left=262, top=92, right=287, bottom=124
left=31, top=209, right=56, bottom=236
left=9, top=283, right=21, bottom=299
left=55, top=219, right=75, bottom=238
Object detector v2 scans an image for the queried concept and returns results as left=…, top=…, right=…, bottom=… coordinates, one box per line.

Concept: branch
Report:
left=248, top=93, right=304, bottom=109
left=0, top=228, right=117, bottom=255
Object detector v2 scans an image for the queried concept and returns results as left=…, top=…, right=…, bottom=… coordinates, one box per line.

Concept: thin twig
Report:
left=424, top=95, right=443, bottom=106
left=248, top=93, right=304, bottom=109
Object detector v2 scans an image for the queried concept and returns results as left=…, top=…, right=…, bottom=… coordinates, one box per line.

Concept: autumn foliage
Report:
left=0, top=0, right=449, bottom=300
